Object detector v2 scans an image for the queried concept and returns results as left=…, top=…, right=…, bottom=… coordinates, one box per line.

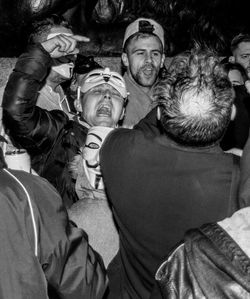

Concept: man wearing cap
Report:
left=121, top=17, right=165, bottom=127
left=2, top=33, right=128, bottom=211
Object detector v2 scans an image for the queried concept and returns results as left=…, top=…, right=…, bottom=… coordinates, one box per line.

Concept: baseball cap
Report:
left=80, top=68, right=128, bottom=99
left=122, top=18, right=165, bottom=49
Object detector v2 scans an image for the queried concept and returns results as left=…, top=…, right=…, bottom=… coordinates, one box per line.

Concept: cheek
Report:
left=129, top=56, right=143, bottom=68
left=113, top=102, right=123, bottom=118
left=82, top=101, right=95, bottom=118
left=153, top=57, right=163, bottom=68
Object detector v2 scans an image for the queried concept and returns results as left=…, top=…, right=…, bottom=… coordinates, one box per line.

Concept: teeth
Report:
left=97, top=105, right=111, bottom=116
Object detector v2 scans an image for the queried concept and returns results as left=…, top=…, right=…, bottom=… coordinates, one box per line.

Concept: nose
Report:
left=145, top=52, right=152, bottom=63
left=103, top=90, right=112, bottom=100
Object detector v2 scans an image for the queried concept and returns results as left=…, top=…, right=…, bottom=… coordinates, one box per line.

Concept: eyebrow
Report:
left=131, top=48, right=162, bottom=54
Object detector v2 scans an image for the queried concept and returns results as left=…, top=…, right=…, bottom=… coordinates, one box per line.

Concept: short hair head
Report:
left=29, top=14, right=72, bottom=44
left=153, top=45, right=234, bottom=147
left=222, top=61, right=248, bottom=83
left=230, top=33, right=250, bottom=54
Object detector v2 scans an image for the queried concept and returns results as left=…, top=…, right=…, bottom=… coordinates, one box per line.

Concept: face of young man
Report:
left=232, top=42, right=250, bottom=78
left=81, top=83, right=124, bottom=127
left=122, top=35, right=165, bottom=92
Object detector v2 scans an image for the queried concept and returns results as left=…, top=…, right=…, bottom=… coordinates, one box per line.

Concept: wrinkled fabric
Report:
left=153, top=222, right=250, bottom=298
left=100, top=108, right=241, bottom=299
left=122, top=73, right=156, bottom=128
left=0, top=167, right=106, bottom=299
left=2, top=44, right=88, bottom=207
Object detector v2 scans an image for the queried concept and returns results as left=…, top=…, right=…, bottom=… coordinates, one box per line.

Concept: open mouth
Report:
left=142, top=65, right=155, bottom=77
left=96, top=104, right=112, bottom=117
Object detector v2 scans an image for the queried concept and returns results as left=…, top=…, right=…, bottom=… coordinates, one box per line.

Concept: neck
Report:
left=46, top=70, right=65, bottom=92
left=126, top=72, right=152, bottom=94
left=46, top=78, right=61, bottom=92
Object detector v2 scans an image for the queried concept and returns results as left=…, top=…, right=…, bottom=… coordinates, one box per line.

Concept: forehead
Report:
left=49, top=26, right=73, bottom=36
left=229, top=69, right=242, bottom=77
left=84, top=83, right=121, bottom=97
left=127, top=35, right=163, bottom=53
left=234, top=41, right=250, bottom=54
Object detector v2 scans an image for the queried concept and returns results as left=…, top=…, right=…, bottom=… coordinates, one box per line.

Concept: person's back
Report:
left=100, top=46, right=242, bottom=298
left=0, top=153, right=106, bottom=298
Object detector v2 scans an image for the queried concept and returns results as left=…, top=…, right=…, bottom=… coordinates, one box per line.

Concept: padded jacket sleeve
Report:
left=2, top=44, right=69, bottom=156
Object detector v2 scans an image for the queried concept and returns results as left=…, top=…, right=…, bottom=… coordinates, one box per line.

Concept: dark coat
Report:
left=0, top=154, right=106, bottom=298
left=2, top=44, right=88, bottom=207
left=100, top=108, right=242, bottom=299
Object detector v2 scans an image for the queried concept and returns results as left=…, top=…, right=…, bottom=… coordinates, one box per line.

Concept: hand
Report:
left=41, top=34, right=90, bottom=58
left=224, top=148, right=243, bottom=157
left=245, top=80, right=250, bottom=94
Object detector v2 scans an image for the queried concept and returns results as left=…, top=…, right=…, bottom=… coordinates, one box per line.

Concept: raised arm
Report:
left=2, top=34, right=88, bottom=156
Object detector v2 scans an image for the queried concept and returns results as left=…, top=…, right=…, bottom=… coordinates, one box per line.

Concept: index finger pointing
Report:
left=72, top=35, right=90, bottom=42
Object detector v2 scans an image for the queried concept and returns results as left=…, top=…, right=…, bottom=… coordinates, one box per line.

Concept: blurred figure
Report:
left=230, top=33, right=250, bottom=79
left=220, top=61, right=250, bottom=153
left=0, top=143, right=106, bottom=299
left=121, top=17, right=165, bottom=127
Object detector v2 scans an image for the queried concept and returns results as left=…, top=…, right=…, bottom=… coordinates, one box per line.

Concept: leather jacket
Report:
left=152, top=223, right=250, bottom=299
left=2, top=44, right=88, bottom=207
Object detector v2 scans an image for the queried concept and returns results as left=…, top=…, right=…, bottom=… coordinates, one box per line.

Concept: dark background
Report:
left=0, top=0, right=249, bottom=57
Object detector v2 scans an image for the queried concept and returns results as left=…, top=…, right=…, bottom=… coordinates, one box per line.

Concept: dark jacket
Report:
left=2, top=44, right=88, bottom=207
left=100, top=108, right=242, bottom=299
left=0, top=152, right=106, bottom=298
left=151, top=223, right=250, bottom=299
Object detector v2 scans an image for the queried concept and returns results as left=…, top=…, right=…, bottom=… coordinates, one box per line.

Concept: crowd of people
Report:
left=1, top=14, right=250, bottom=299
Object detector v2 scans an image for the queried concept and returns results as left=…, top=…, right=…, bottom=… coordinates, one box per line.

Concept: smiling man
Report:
left=121, top=18, right=166, bottom=127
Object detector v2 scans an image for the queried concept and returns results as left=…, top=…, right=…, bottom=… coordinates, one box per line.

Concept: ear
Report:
left=74, top=86, right=83, bottom=112
left=119, top=107, right=126, bottom=121
left=231, top=104, right=236, bottom=120
left=229, top=56, right=235, bottom=63
left=74, top=99, right=82, bottom=112
left=157, top=106, right=161, bottom=120
left=122, top=52, right=129, bottom=67
left=161, top=53, right=166, bottom=68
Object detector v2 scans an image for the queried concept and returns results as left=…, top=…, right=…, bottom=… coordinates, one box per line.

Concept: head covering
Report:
left=80, top=68, right=128, bottom=98
left=122, top=18, right=164, bottom=49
